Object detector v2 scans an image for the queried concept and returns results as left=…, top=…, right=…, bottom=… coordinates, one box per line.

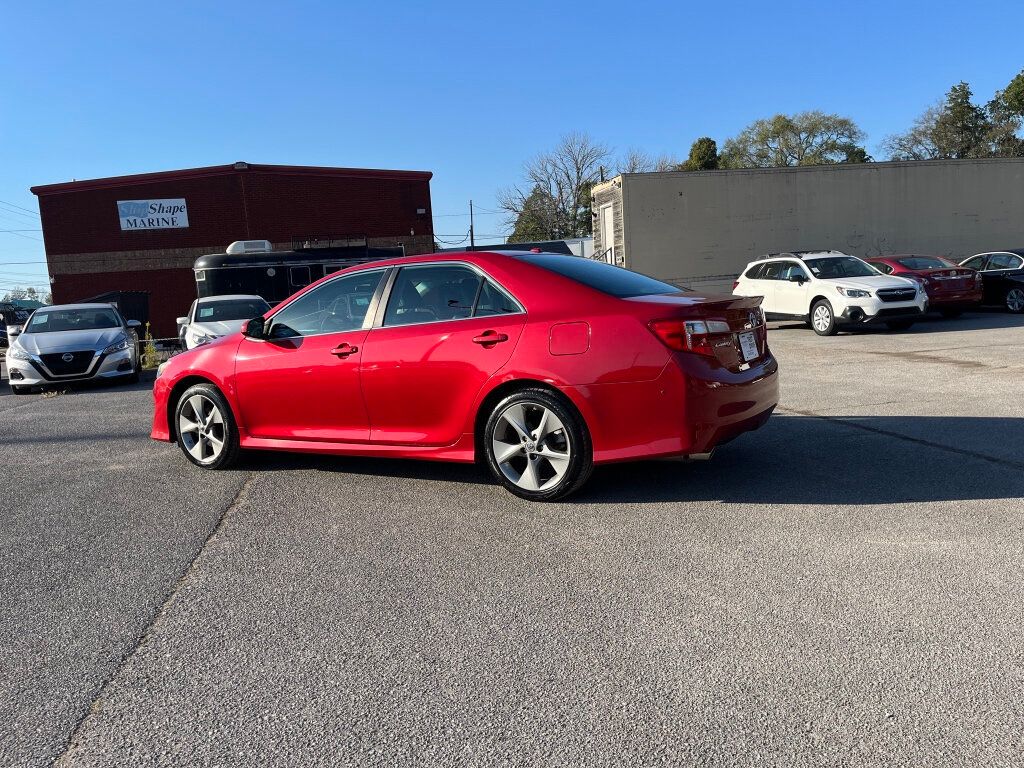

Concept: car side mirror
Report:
left=175, top=316, right=188, bottom=327
left=243, top=316, right=266, bottom=339
left=127, top=319, right=142, bottom=329
left=8, top=325, right=22, bottom=339
left=789, top=274, right=806, bottom=283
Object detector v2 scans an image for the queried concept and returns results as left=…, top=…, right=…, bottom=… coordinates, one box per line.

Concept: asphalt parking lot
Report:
left=2, top=312, right=1023, bottom=767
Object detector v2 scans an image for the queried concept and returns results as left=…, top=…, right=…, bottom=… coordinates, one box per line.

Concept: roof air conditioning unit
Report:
left=226, top=239, right=273, bottom=254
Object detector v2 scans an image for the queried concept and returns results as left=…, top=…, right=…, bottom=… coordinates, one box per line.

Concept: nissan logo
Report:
left=61, top=353, right=74, bottom=363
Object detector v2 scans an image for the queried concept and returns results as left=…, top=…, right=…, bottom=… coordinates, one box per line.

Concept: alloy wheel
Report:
left=1007, top=288, right=1024, bottom=313
left=177, top=394, right=227, bottom=465
left=813, top=305, right=832, bottom=332
left=490, top=401, right=572, bottom=492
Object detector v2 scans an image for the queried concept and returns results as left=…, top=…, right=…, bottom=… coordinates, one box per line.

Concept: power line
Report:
left=0, top=230, right=43, bottom=241
left=0, top=199, right=40, bottom=217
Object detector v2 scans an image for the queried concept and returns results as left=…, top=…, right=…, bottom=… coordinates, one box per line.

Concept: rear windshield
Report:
left=515, top=253, right=681, bottom=298
left=895, top=256, right=955, bottom=270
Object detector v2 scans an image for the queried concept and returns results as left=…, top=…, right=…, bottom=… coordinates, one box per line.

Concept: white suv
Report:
left=733, top=251, right=927, bottom=336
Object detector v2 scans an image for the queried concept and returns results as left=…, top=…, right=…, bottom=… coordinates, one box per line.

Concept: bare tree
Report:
left=653, top=154, right=681, bottom=172
left=882, top=105, right=943, bottom=160
left=617, top=148, right=655, bottom=173
left=498, top=132, right=612, bottom=240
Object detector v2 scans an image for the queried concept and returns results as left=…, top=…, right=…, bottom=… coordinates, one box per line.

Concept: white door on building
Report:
left=599, top=204, right=615, bottom=264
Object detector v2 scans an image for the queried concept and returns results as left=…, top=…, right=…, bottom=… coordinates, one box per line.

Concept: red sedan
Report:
left=864, top=255, right=982, bottom=317
left=151, top=251, right=778, bottom=500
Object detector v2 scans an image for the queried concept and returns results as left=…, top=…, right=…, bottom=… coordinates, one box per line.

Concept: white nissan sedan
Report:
left=5, top=303, right=141, bottom=393
left=177, top=295, right=271, bottom=350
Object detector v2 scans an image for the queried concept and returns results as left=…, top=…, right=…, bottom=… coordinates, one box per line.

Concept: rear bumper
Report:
left=568, top=352, right=780, bottom=463
left=925, top=288, right=983, bottom=306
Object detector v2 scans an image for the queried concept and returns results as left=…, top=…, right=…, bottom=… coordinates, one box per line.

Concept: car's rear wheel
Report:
left=811, top=300, right=838, bottom=336
left=174, top=383, right=240, bottom=469
left=886, top=320, right=915, bottom=331
left=1005, top=287, right=1024, bottom=313
left=483, top=388, right=592, bottom=501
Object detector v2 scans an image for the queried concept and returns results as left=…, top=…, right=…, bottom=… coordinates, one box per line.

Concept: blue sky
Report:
left=1, top=0, right=1021, bottom=292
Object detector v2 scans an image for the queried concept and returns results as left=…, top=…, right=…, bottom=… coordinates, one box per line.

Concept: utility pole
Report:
left=469, top=199, right=475, bottom=248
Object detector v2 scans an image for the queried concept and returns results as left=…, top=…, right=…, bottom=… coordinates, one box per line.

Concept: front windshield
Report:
left=25, top=308, right=121, bottom=333
left=804, top=257, right=879, bottom=279
left=196, top=298, right=271, bottom=322
left=896, top=256, right=955, bottom=270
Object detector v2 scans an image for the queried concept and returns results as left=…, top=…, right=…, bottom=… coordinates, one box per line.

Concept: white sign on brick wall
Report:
left=117, top=199, right=189, bottom=230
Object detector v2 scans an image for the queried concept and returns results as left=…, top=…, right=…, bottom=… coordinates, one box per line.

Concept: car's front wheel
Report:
left=11, top=385, right=32, bottom=395
left=483, top=388, right=592, bottom=501
left=811, top=300, right=838, bottom=336
left=1005, top=287, right=1024, bottom=314
left=173, top=383, right=240, bottom=469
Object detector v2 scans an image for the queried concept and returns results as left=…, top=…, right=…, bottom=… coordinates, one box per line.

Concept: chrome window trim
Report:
left=261, top=267, right=391, bottom=341
left=255, top=260, right=526, bottom=341
left=373, top=261, right=526, bottom=330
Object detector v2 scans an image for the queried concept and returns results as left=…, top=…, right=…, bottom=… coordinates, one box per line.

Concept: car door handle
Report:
left=472, top=331, right=509, bottom=345
left=331, top=343, right=359, bottom=357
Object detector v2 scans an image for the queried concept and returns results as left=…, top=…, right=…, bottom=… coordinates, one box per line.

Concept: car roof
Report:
left=974, top=249, right=1024, bottom=256
left=196, top=294, right=267, bottom=303
left=756, top=250, right=851, bottom=262
left=34, top=303, right=117, bottom=312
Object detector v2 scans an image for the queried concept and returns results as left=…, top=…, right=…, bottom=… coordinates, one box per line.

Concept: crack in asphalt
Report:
left=51, top=472, right=255, bottom=767
left=778, top=406, right=1024, bottom=472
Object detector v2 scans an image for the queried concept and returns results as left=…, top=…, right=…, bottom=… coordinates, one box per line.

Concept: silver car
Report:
left=5, top=303, right=142, bottom=394
left=177, top=294, right=270, bottom=350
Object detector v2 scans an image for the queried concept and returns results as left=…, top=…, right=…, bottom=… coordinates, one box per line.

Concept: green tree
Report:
left=932, top=82, right=991, bottom=158
left=507, top=184, right=557, bottom=243
left=682, top=137, right=720, bottom=170
left=721, top=111, right=868, bottom=168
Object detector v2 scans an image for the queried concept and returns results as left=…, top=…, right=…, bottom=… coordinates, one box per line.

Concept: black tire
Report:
left=810, top=299, right=838, bottom=336
left=886, top=320, right=915, bottom=331
left=11, top=384, right=32, bottom=395
left=1005, top=287, right=1024, bottom=314
left=939, top=308, right=963, bottom=319
left=173, top=383, right=241, bottom=470
left=482, top=387, right=592, bottom=501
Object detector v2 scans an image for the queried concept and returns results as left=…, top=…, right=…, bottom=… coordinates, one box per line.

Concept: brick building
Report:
left=31, top=162, right=434, bottom=335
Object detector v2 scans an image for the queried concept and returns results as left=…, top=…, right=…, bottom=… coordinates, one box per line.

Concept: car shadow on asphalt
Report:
left=770, top=308, right=1024, bottom=336
left=240, top=414, right=1024, bottom=505
left=0, top=370, right=156, bottom=397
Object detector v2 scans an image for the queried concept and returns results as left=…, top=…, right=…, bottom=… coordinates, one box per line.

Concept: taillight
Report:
left=648, top=319, right=729, bottom=357
left=732, top=280, right=740, bottom=291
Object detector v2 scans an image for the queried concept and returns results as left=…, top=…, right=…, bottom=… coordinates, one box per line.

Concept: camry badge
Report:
left=62, top=353, right=74, bottom=363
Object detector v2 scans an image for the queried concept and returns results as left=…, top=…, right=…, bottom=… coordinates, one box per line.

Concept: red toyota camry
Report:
left=151, top=251, right=779, bottom=500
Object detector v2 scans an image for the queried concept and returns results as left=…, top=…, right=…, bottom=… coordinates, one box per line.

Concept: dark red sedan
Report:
left=151, top=251, right=778, bottom=500
left=865, top=255, right=982, bottom=317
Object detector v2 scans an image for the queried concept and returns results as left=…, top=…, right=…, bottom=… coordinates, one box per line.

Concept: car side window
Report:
left=989, top=253, right=1023, bottom=270
left=760, top=262, right=784, bottom=280
left=962, top=255, right=989, bottom=271
left=744, top=264, right=766, bottom=280
left=268, top=269, right=386, bottom=338
left=383, top=265, right=484, bottom=327
left=779, top=262, right=808, bottom=280
left=873, top=262, right=893, bottom=274
left=474, top=280, right=521, bottom=317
